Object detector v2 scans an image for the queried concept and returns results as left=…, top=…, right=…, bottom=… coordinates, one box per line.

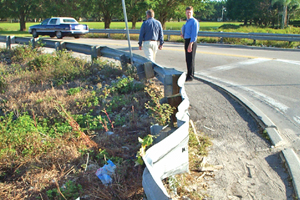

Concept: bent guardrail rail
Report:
left=0, top=35, right=188, bottom=199
left=89, top=29, right=300, bottom=43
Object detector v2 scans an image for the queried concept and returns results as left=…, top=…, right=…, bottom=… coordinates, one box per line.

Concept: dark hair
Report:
left=186, top=6, right=193, bottom=11
left=146, top=9, right=155, bottom=17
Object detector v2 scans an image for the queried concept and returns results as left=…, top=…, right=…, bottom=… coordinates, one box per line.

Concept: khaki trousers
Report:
left=143, top=40, right=159, bottom=62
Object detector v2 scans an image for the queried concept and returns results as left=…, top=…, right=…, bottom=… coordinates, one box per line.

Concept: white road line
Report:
left=276, top=59, right=300, bottom=66
left=294, top=116, right=300, bottom=125
left=196, top=73, right=290, bottom=113
left=204, top=58, right=270, bottom=73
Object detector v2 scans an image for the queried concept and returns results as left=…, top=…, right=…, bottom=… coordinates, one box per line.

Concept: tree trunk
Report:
left=132, top=16, right=137, bottom=29
left=103, top=14, right=111, bottom=29
left=281, top=5, right=287, bottom=29
left=244, top=18, right=248, bottom=25
left=19, top=12, right=26, bottom=31
left=284, top=5, right=288, bottom=27
left=159, top=12, right=168, bottom=30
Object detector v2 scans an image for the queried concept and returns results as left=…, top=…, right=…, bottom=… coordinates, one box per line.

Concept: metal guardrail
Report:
left=89, top=29, right=300, bottom=43
left=0, top=35, right=187, bottom=199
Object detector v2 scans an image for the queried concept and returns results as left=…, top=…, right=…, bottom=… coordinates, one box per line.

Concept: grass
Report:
left=0, top=21, right=242, bottom=32
left=1, top=21, right=300, bottom=49
left=0, top=44, right=212, bottom=199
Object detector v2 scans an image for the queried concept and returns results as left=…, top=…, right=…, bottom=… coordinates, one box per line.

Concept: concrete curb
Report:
left=281, top=148, right=300, bottom=199
left=194, top=73, right=300, bottom=199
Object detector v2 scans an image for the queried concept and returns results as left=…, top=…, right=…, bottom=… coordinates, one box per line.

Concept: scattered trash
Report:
left=105, top=131, right=114, bottom=136
left=95, top=160, right=116, bottom=186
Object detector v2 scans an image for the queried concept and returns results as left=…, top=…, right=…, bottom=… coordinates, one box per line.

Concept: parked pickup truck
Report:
left=28, top=17, right=89, bottom=39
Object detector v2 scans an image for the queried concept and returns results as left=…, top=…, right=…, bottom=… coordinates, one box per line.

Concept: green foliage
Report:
left=0, top=76, right=7, bottom=93
left=110, top=77, right=143, bottom=94
left=67, top=87, right=83, bottom=95
left=144, top=87, right=175, bottom=126
left=135, top=135, right=154, bottom=166
left=46, top=180, right=83, bottom=200
left=11, top=44, right=40, bottom=63
left=0, top=112, right=52, bottom=159
left=188, top=127, right=212, bottom=156
left=27, top=54, right=57, bottom=71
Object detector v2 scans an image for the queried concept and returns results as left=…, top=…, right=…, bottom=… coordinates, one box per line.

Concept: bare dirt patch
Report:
left=185, top=80, right=294, bottom=200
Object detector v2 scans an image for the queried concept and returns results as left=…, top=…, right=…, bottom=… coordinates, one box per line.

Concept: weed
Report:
left=135, top=134, right=154, bottom=166
left=0, top=76, right=7, bottom=93
left=46, top=180, right=83, bottom=200
left=67, top=87, right=83, bottom=95
left=144, top=86, right=175, bottom=126
left=27, top=54, right=57, bottom=71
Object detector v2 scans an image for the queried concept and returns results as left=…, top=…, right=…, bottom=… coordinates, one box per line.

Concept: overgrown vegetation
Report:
left=0, top=45, right=212, bottom=199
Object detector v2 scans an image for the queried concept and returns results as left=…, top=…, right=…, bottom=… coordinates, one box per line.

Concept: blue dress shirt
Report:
left=184, top=17, right=199, bottom=43
left=139, top=18, right=164, bottom=46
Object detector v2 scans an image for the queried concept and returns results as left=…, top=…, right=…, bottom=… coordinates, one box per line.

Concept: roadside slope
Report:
left=185, top=80, right=294, bottom=199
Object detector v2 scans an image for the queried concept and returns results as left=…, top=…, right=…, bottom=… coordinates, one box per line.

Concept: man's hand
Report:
left=158, top=45, right=163, bottom=50
left=139, top=46, right=142, bottom=50
left=188, top=42, right=193, bottom=53
left=180, top=34, right=184, bottom=38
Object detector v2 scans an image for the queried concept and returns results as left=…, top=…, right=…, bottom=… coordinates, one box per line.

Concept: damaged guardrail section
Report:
left=143, top=73, right=190, bottom=200
left=0, top=36, right=189, bottom=198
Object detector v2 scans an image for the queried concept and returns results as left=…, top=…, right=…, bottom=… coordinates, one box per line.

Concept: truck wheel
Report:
left=56, top=31, right=63, bottom=39
left=74, top=35, right=80, bottom=39
left=32, top=30, right=38, bottom=38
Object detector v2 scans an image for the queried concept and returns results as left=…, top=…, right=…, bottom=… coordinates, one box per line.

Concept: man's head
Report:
left=146, top=9, right=155, bottom=19
left=185, top=6, right=194, bottom=19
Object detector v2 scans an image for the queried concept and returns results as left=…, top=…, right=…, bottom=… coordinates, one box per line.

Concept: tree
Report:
left=149, top=0, right=205, bottom=29
left=88, top=0, right=122, bottom=29
left=124, top=0, right=149, bottom=29
left=226, top=0, right=260, bottom=25
left=272, top=0, right=300, bottom=28
left=41, top=0, right=89, bottom=20
left=1, top=0, right=42, bottom=31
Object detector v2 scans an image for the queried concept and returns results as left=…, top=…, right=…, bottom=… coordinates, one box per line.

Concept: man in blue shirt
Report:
left=138, top=9, right=164, bottom=62
left=181, top=6, right=199, bottom=81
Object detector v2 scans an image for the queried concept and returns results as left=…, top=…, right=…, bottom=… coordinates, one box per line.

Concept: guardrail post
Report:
left=219, top=31, right=223, bottom=44
left=55, top=42, right=66, bottom=51
left=107, top=33, right=110, bottom=39
left=167, top=35, right=170, bottom=41
left=6, top=36, right=11, bottom=50
left=55, top=42, right=61, bottom=51
left=120, top=54, right=131, bottom=71
left=11, top=36, right=15, bottom=44
left=91, top=46, right=101, bottom=61
left=253, top=39, right=256, bottom=45
left=30, top=38, right=36, bottom=48
left=164, top=74, right=174, bottom=97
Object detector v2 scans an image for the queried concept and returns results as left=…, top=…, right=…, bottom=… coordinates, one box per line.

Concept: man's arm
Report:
left=138, top=23, right=145, bottom=49
left=158, top=21, right=164, bottom=48
left=188, top=19, right=199, bottom=53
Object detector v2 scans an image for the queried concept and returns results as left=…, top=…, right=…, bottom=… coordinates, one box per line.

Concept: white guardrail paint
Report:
left=0, top=36, right=189, bottom=199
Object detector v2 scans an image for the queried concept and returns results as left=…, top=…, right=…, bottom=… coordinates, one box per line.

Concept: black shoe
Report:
left=186, top=76, right=193, bottom=82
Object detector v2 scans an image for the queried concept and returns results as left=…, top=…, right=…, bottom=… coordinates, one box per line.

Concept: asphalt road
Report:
left=59, top=37, right=300, bottom=154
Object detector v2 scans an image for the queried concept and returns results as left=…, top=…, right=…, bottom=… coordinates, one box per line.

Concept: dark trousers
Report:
left=184, top=38, right=197, bottom=78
